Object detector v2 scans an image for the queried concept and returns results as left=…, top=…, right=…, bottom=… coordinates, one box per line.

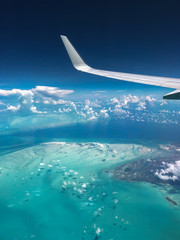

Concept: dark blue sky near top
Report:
left=0, top=0, right=180, bottom=91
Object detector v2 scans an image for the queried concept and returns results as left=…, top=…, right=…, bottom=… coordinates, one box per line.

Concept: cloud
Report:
left=30, top=106, right=43, bottom=114
left=155, top=160, right=180, bottom=181
left=32, top=86, right=74, bottom=98
left=7, top=105, right=21, bottom=111
left=83, top=105, right=98, bottom=120
left=111, top=97, right=119, bottom=105
left=43, top=99, right=67, bottom=105
left=0, top=86, right=73, bottom=99
left=106, top=94, right=180, bottom=124
left=0, top=89, right=33, bottom=97
left=0, top=86, right=74, bottom=113
left=85, top=99, right=101, bottom=108
left=0, top=88, right=180, bottom=126
left=100, top=109, right=109, bottom=118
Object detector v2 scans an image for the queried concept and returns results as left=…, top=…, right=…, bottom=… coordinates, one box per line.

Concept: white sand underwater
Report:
left=0, top=141, right=179, bottom=240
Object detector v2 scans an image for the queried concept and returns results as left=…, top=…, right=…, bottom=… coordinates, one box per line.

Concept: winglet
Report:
left=60, top=35, right=91, bottom=71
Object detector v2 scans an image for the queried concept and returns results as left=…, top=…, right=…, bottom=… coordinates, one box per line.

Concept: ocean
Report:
left=0, top=89, right=179, bottom=239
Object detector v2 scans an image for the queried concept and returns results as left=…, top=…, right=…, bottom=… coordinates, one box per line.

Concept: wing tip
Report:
left=60, top=35, right=66, bottom=39
left=60, top=35, right=90, bottom=71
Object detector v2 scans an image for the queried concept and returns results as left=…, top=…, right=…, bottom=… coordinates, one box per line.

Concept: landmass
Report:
left=105, top=148, right=180, bottom=190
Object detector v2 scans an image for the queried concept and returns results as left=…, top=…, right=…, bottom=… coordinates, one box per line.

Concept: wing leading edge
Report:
left=60, top=35, right=180, bottom=99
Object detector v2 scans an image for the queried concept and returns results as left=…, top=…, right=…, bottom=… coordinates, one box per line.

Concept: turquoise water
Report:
left=0, top=89, right=180, bottom=239
left=0, top=141, right=179, bottom=240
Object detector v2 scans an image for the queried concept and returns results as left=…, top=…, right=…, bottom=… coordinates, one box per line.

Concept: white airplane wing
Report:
left=60, top=35, right=180, bottom=99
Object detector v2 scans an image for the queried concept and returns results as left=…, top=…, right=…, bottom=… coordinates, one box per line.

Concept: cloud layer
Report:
left=0, top=86, right=180, bottom=132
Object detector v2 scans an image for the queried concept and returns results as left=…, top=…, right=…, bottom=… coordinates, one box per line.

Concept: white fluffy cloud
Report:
left=0, top=86, right=73, bottom=113
left=0, top=88, right=180, bottom=125
left=53, top=94, right=180, bottom=124
left=43, top=99, right=67, bottom=105
left=100, top=109, right=109, bottom=118
left=32, top=86, right=74, bottom=98
left=0, top=86, right=74, bottom=113
left=0, top=89, right=33, bottom=97
left=0, top=86, right=73, bottom=98
left=155, top=160, right=180, bottom=181
left=83, top=105, right=98, bottom=120
left=85, top=99, right=101, bottom=108
left=7, top=105, right=21, bottom=111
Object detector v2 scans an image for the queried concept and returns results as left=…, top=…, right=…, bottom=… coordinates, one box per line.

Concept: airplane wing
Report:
left=60, top=35, right=180, bottom=99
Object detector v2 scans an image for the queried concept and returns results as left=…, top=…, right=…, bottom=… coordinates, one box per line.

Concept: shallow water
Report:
left=0, top=141, right=179, bottom=240
left=0, top=90, right=180, bottom=239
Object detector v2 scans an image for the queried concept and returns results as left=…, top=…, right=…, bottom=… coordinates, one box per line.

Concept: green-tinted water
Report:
left=0, top=142, right=179, bottom=239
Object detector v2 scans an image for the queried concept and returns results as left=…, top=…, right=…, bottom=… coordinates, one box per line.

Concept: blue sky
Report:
left=0, top=0, right=180, bottom=91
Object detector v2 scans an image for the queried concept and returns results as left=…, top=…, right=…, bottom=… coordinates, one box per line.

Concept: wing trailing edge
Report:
left=60, top=35, right=180, bottom=99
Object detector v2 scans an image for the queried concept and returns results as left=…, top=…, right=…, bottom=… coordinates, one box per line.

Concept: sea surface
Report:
left=0, top=89, right=180, bottom=239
